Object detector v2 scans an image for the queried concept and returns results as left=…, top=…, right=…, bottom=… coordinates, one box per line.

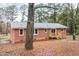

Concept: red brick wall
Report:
left=10, top=28, right=67, bottom=43
left=10, top=29, right=26, bottom=43
left=33, top=28, right=50, bottom=40
left=14, top=29, right=26, bottom=42
left=10, top=28, right=50, bottom=42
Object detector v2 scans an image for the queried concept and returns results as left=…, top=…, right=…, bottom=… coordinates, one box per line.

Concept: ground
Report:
left=0, top=36, right=79, bottom=56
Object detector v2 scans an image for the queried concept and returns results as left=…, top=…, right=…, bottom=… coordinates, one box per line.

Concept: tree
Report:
left=0, top=8, right=4, bottom=20
left=48, top=3, right=62, bottom=23
left=69, top=4, right=76, bottom=40
left=4, top=5, right=17, bottom=34
left=25, top=3, right=34, bottom=50
left=75, top=3, right=79, bottom=35
left=34, top=3, right=50, bottom=22
left=5, top=5, right=17, bottom=22
left=60, top=3, right=77, bottom=40
left=20, top=4, right=27, bottom=22
left=0, top=8, right=5, bottom=33
left=59, top=3, right=70, bottom=25
left=34, top=3, right=62, bottom=23
left=71, top=3, right=79, bottom=40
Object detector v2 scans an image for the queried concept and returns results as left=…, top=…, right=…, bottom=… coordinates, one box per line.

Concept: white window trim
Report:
left=19, top=29, right=24, bottom=36
left=34, top=29, right=38, bottom=35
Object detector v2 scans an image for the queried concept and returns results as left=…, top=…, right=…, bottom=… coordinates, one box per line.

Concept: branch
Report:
left=34, top=6, right=58, bottom=10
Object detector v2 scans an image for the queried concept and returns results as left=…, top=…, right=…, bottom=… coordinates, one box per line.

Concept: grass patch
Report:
left=0, top=34, right=9, bottom=40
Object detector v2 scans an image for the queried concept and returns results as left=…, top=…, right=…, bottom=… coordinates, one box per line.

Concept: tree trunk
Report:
left=25, top=3, right=34, bottom=50
left=53, top=4, right=57, bottom=23
left=70, top=4, right=76, bottom=40
left=73, top=23, right=76, bottom=40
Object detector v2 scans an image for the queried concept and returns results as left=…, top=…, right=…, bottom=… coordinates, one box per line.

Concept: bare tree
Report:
left=5, top=5, right=17, bottom=22
left=20, top=4, right=27, bottom=22
left=5, top=5, right=17, bottom=34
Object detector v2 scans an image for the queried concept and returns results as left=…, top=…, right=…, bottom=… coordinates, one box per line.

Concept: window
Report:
left=19, top=29, right=24, bottom=36
left=34, top=29, right=38, bottom=35
left=51, top=29, right=55, bottom=33
left=61, top=29, right=65, bottom=32
left=45, top=29, right=47, bottom=33
left=61, top=29, right=64, bottom=31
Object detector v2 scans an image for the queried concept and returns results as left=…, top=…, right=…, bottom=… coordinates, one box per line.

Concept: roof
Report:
left=11, top=21, right=68, bottom=29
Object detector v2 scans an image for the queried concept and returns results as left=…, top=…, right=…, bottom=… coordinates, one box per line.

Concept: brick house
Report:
left=10, top=21, right=68, bottom=43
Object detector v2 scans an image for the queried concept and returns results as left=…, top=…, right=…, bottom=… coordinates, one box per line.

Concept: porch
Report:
left=49, top=28, right=66, bottom=39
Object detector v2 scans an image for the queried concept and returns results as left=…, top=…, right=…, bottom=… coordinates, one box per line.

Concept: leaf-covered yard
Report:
left=0, top=38, right=79, bottom=56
